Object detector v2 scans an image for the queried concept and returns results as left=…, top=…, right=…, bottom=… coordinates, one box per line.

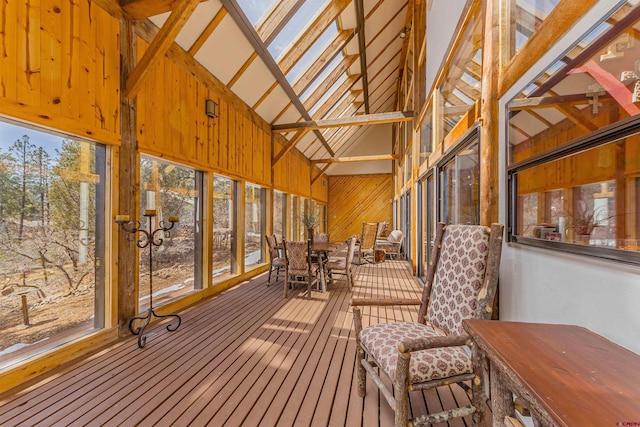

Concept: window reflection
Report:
left=0, top=120, right=105, bottom=368
left=245, top=183, right=266, bottom=271
left=139, top=157, right=201, bottom=311
left=213, top=175, right=237, bottom=283
left=509, top=2, right=640, bottom=255
left=439, top=137, right=480, bottom=225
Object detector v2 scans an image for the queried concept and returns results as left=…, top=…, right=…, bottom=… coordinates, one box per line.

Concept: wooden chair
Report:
left=356, top=222, right=379, bottom=264
left=325, top=236, right=357, bottom=291
left=265, top=235, right=285, bottom=286
left=351, top=222, right=504, bottom=427
left=283, top=240, right=318, bottom=299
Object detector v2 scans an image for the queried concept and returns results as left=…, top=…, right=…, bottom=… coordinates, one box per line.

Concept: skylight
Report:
left=268, top=0, right=329, bottom=61
left=286, top=22, right=339, bottom=86
left=309, top=73, right=348, bottom=115
left=236, top=0, right=278, bottom=26
left=299, top=53, right=343, bottom=100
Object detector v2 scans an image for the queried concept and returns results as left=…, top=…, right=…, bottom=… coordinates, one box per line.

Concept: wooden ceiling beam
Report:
left=273, top=130, right=309, bottom=165
left=278, top=0, right=352, bottom=75
left=302, top=55, right=359, bottom=110
left=188, top=7, right=227, bottom=56
left=221, top=0, right=334, bottom=156
left=120, top=0, right=207, bottom=20
left=395, top=0, right=414, bottom=110
left=275, top=111, right=414, bottom=133
left=311, top=154, right=399, bottom=164
left=314, top=74, right=361, bottom=119
left=354, top=0, right=370, bottom=114
left=124, top=0, right=201, bottom=99
left=311, top=164, right=331, bottom=185
left=292, top=29, right=355, bottom=95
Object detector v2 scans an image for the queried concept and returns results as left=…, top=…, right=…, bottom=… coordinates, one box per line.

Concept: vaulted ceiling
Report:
left=122, top=0, right=412, bottom=167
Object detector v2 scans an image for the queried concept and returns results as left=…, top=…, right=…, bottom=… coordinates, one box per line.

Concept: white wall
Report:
left=498, top=0, right=640, bottom=354
left=328, top=124, right=392, bottom=175
left=425, top=0, right=469, bottom=97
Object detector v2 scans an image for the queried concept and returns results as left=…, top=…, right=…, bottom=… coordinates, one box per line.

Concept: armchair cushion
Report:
left=359, top=321, right=471, bottom=383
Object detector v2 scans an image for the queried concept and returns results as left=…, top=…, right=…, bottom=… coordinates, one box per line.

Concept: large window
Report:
left=505, top=0, right=561, bottom=61
left=437, top=3, right=483, bottom=146
left=439, top=130, right=480, bottom=225
left=0, top=120, right=106, bottom=368
left=213, top=175, right=238, bottom=283
left=508, top=1, right=640, bottom=262
left=139, top=157, right=202, bottom=311
left=245, top=183, right=266, bottom=271
left=417, top=173, right=434, bottom=283
left=289, top=195, right=299, bottom=241
left=274, top=191, right=286, bottom=240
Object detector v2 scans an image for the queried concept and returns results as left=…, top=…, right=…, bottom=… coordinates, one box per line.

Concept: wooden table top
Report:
left=463, top=320, right=640, bottom=425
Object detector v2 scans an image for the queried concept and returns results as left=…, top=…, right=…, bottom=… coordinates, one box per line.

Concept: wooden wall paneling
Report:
left=78, top=0, right=96, bottom=127
left=0, top=0, right=119, bottom=144
left=43, top=0, right=63, bottom=116
left=328, top=174, right=393, bottom=242
left=1, top=0, right=17, bottom=101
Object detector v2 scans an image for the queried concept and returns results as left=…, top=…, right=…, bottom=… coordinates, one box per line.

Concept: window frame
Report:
left=507, top=114, right=640, bottom=265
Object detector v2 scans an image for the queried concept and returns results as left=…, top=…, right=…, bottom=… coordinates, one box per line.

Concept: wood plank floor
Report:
left=0, top=260, right=475, bottom=427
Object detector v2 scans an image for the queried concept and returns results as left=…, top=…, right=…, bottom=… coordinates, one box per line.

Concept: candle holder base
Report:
left=129, top=308, right=181, bottom=348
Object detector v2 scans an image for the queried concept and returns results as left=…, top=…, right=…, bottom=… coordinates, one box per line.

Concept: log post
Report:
left=118, top=15, right=140, bottom=336
left=21, top=294, right=29, bottom=326
left=480, top=0, right=500, bottom=225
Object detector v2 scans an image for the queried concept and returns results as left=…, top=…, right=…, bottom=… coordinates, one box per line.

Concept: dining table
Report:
left=311, top=241, right=344, bottom=292
left=277, top=240, right=344, bottom=292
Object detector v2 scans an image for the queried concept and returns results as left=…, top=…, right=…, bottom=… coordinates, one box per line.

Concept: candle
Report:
left=115, top=214, right=130, bottom=223
left=146, top=191, right=155, bottom=210
left=144, top=209, right=156, bottom=216
left=168, top=216, right=179, bottom=223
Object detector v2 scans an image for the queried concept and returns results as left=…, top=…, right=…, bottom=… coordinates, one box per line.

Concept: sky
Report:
left=0, top=120, right=64, bottom=156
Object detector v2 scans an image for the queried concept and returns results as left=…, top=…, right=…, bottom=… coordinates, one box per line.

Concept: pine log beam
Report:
left=118, top=16, right=139, bottom=336
left=311, top=154, right=398, bottom=165
left=480, top=0, right=499, bottom=225
left=354, top=0, right=370, bottom=113
left=311, top=164, right=330, bottom=185
left=499, top=0, right=599, bottom=97
left=272, top=131, right=309, bottom=166
left=273, top=111, right=414, bottom=133
left=124, top=0, right=201, bottom=99
left=120, top=0, right=208, bottom=20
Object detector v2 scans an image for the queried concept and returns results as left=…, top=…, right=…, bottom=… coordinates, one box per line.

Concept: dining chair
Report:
left=351, top=222, right=504, bottom=427
left=265, top=235, right=285, bottom=286
left=313, top=233, right=330, bottom=242
left=325, top=236, right=357, bottom=290
left=283, top=240, right=318, bottom=299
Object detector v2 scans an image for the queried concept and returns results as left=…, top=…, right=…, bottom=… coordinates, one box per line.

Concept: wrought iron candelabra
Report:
left=115, top=210, right=181, bottom=348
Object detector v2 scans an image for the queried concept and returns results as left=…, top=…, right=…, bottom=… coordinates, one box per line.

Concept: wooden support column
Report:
left=480, top=0, right=500, bottom=225
left=118, top=16, right=140, bottom=336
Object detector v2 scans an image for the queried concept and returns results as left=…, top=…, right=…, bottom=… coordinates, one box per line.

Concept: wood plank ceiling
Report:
left=123, top=0, right=411, bottom=168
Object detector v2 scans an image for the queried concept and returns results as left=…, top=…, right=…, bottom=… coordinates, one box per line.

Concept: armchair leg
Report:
left=394, top=352, right=411, bottom=427
left=356, top=349, right=366, bottom=396
left=353, top=307, right=366, bottom=396
left=267, top=266, right=273, bottom=286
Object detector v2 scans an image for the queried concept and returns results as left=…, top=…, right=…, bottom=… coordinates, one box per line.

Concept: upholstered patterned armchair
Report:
left=351, top=222, right=504, bottom=427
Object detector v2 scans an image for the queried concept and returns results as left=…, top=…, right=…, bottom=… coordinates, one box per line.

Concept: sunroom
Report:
left=1, top=0, right=639, bottom=426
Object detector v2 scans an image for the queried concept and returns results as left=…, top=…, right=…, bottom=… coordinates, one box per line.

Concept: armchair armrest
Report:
left=398, top=334, right=471, bottom=353
left=350, top=298, right=421, bottom=307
